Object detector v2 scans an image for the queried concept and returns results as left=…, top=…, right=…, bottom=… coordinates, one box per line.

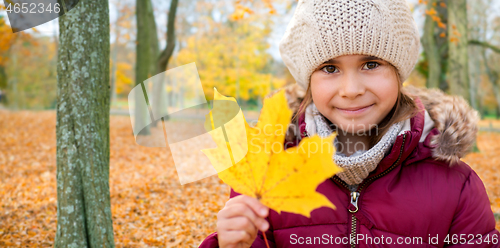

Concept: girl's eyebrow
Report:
left=321, top=56, right=383, bottom=65
left=321, top=59, right=339, bottom=64
left=359, top=56, right=383, bottom=62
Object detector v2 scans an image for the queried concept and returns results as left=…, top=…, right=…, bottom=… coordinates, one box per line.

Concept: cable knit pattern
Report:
left=305, top=103, right=404, bottom=186
left=278, top=0, right=420, bottom=90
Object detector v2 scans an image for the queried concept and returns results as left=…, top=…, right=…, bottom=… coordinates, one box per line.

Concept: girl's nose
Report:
left=338, top=72, right=366, bottom=99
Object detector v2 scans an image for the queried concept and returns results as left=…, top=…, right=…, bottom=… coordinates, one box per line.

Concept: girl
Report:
left=200, top=0, right=499, bottom=247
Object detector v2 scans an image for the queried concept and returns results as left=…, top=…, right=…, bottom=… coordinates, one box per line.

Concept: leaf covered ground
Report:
left=0, top=110, right=499, bottom=247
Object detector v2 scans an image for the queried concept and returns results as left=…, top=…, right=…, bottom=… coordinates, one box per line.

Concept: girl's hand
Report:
left=217, top=195, right=270, bottom=248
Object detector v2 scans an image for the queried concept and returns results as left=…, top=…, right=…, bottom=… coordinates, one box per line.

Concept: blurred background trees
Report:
left=0, top=0, right=500, bottom=118
left=417, top=0, right=500, bottom=118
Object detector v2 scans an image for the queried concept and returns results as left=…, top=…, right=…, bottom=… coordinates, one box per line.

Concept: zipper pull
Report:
left=349, top=191, right=360, bottom=213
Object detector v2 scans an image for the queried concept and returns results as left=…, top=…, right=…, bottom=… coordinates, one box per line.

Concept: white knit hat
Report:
left=279, top=0, right=420, bottom=90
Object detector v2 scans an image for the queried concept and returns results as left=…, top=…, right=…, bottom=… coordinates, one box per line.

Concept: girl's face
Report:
left=310, top=55, right=399, bottom=134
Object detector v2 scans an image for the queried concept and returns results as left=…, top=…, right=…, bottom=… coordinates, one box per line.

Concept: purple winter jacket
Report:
left=199, top=85, right=500, bottom=247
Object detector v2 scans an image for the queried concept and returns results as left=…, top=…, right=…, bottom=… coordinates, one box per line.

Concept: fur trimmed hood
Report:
left=267, top=84, right=480, bottom=166
left=200, top=86, right=495, bottom=248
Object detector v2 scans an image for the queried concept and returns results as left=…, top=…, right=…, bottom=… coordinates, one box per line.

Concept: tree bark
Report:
left=135, top=0, right=153, bottom=135
left=55, top=0, right=114, bottom=247
left=481, top=50, right=500, bottom=121
left=148, top=0, right=159, bottom=76
left=0, top=65, right=6, bottom=90
left=147, top=0, right=163, bottom=126
left=468, top=45, right=482, bottom=111
left=156, top=0, right=178, bottom=77
left=447, top=0, right=470, bottom=103
left=422, top=0, right=442, bottom=89
left=152, top=0, right=178, bottom=125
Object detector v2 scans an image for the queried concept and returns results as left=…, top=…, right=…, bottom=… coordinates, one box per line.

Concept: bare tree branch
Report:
left=469, top=40, right=500, bottom=54
left=157, top=0, right=179, bottom=73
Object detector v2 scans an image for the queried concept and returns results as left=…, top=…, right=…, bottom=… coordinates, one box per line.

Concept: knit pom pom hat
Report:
left=279, top=0, right=420, bottom=90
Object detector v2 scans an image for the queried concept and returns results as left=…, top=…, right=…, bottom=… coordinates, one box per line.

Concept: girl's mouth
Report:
left=336, top=104, right=374, bottom=116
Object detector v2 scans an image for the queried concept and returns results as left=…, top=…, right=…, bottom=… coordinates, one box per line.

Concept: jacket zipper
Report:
left=331, top=133, right=407, bottom=248
left=349, top=191, right=360, bottom=248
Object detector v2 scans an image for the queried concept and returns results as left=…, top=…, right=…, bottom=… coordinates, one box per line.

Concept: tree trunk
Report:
left=55, top=0, right=114, bottom=247
left=152, top=0, right=179, bottom=124
left=148, top=0, right=163, bottom=127
left=482, top=50, right=500, bottom=121
left=135, top=0, right=153, bottom=135
left=422, top=0, right=441, bottom=89
left=0, top=65, right=6, bottom=89
left=477, top=92, right=484, bottom=118
left=468, top=46, right=480, bottom=110
left=10, top=52, right=19, bottom=109
left=110, top=50, right=117, bottom=104
left=156, top=0, right=178, bottom=77
left=447, top=0, right=470, bottom=103
left=148, top=0, right=159, bottom=76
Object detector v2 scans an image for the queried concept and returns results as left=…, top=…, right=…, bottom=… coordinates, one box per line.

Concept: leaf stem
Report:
left=262, top=230, right=270, bottom=248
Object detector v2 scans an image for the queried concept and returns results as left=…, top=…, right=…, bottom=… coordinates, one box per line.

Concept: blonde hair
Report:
left=291, top=64, right=419, bottom=148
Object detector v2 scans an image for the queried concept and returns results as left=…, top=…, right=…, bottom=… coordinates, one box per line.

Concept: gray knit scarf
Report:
left=304, top=103, right=404, bottom=191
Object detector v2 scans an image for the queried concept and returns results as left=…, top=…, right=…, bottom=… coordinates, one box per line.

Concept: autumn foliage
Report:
left=0, top=110, right=228, bottom=247
left=0, top=16, right=34, bottom=67
left=0, top=110, right=499, bottom=247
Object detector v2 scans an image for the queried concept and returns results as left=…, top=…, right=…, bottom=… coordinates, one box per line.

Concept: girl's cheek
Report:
left=312, top=91, right=334, bottom=110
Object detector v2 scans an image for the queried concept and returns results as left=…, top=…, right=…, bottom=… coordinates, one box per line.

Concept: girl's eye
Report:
left=321, top=65, right=338, bottom=74
left=364, top=62, right=379, bottom=70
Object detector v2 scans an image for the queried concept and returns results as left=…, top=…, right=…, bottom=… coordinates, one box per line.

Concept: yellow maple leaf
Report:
left=202, top=88, right=343, bottom=217
left=202, top=88, right=248, bottom=172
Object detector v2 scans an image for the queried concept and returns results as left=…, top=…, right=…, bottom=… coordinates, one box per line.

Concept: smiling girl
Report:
left=199, top=0, right=500, bottom=247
